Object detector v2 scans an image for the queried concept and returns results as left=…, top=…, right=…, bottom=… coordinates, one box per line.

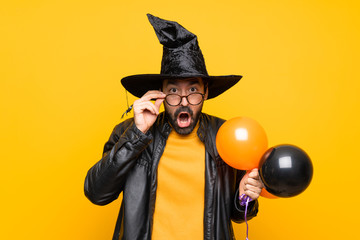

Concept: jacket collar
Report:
left=156, top=112, right=218, bottom=161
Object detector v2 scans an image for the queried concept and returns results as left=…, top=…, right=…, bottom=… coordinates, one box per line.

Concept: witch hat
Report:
left=121, top=14, right=242, bottom=99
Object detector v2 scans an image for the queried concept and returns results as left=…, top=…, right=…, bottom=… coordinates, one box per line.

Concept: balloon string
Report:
left=239, top=194, right=252, bottom=240
left=245, top=197, right=250, bottom=240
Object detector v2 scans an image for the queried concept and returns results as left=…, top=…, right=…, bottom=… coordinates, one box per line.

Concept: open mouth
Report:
left=177, top=112, right=191, bottom=128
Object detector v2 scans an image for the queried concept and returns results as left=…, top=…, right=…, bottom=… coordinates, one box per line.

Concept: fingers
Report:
left=133, top=91, right=166, bottom=134
left=242, top=182, right=262, bottom=200
left=243, top=183, right=262, bottom=194
left=133, top=91, right=166, bottom=114
left=245, top=169, right=263, bottom=189
left=244, top=188, right=261, bottom=200
left=141, top=90, right=166, bottom=102
left=246, top=177, right=263, bottom=188
left=133, top=101, right=159, bottom=115
left=154, top=98, right=165, bottom=109
left=240, top=168, right=263, bottom=200
left=248, top=168, right=260, bottom=180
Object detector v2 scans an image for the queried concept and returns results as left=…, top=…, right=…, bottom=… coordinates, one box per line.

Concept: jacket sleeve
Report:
left=84, top=119, right=152, bottom=206
left=231, top=170, right=259, bottom=223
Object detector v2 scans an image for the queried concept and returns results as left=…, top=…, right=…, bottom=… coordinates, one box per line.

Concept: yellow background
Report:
left=1, top=0, right=359, bottom=239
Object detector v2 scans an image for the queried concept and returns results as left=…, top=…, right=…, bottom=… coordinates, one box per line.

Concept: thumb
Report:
left=248, top=168, right=260, bottom=180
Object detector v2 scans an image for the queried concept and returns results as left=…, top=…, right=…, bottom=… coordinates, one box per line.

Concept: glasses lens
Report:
left=165, top=93, right=204, bottom=106
left=166, top=94, right=181, bottom=106
left=188, top=93, right=203, bottom=105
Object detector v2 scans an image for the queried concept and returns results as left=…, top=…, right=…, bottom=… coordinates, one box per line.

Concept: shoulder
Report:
left=112, top=118, right=135, bottom=135
left=198, top=113, right=225, bottom=147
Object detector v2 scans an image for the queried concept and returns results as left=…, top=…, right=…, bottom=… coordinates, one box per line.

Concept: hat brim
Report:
left=121, top=74, right=242, bottom=99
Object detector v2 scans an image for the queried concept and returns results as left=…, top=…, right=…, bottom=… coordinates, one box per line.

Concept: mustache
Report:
left=174, top=106, right=193, bottom=118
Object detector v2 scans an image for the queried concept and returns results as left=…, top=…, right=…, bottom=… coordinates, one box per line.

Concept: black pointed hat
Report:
left=121, top=14, right=242, bottom=99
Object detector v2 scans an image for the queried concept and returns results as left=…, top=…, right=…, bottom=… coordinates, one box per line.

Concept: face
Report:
left=162, top=78, right=208, bottom=135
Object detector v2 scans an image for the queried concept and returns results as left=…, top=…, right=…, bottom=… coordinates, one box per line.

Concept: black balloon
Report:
left=259, top=144, right=313, bottom=198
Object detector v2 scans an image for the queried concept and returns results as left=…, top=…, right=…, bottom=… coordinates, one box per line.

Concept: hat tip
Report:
left=146, top=13, right=156, bottom=22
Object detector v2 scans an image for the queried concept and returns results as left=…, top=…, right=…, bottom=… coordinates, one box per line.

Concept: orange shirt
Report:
left=152, top=125, right=205, bottom=239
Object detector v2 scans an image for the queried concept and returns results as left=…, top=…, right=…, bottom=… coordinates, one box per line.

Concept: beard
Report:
left=165, top=105, right=202, bottom=135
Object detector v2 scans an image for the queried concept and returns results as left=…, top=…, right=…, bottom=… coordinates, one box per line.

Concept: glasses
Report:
left=165, top=93, right=205, bottom=106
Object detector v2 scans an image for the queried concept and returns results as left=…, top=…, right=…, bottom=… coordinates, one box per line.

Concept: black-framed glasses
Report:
left=165, top=93, right=205, bottom=106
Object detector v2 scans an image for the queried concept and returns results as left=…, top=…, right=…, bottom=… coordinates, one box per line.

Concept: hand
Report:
left=239, top=168, right=264, bottom=201
left=133, top=90, right=166, bottom=133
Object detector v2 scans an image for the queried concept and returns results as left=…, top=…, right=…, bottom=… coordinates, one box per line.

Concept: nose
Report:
left=180, top=96, right=189, bottom=106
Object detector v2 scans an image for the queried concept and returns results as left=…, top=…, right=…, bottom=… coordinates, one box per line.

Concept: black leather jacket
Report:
left=84, top=112, right=258, bottom=240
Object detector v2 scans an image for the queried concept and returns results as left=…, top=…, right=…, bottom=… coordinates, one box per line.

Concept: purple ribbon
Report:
left=239, top=194, right=252, bottom=240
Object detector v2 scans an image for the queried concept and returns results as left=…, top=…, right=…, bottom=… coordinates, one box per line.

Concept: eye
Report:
left=189, top=87, right=197, bottom=92
left=169, top=88, right=177, bottom=93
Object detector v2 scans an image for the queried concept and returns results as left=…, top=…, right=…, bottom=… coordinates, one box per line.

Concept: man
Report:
left=84, top=14, right=263, bottom=240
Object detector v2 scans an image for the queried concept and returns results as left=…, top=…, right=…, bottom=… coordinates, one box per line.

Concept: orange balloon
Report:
left=216, top=117, right=268, bottom=170
left=260, top=188, right=278, bottom=199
